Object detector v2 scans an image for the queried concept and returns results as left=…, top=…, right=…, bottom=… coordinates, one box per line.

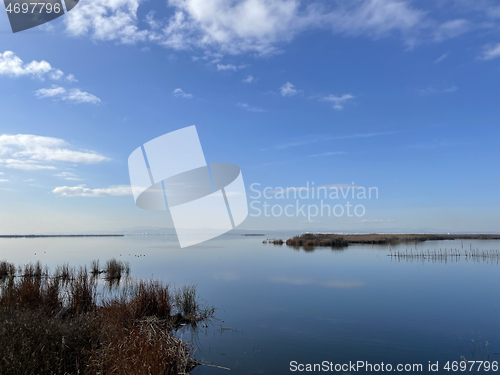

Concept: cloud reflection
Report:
left=271, top=276, right=365, bottom=289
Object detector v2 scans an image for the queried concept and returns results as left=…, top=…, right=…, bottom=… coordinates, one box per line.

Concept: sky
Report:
left=0, top=0, right=499, bottom=234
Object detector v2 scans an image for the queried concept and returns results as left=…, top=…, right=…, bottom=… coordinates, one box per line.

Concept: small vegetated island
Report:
left=267, top=233, right=500, bottom=248
left=0, top=259, right=214, bottom=374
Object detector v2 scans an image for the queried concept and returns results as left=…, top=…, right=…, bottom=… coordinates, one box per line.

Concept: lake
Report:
left=1, top=234, right=499, bottom=373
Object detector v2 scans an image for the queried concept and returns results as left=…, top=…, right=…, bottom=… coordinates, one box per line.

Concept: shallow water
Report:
left=1, top=234, right=499, bottom=374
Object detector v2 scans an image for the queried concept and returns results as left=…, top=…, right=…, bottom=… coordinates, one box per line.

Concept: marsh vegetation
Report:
left=389, top=248, right=500, bottom=264
left=0, top=259, right=214, bottom=375
left=278, top=233, right=500, bottom=249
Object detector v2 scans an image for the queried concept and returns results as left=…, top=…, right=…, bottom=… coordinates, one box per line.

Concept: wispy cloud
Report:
left=52, top=184, right=132, bottom=197
left=418, top=85, right=457, bottom=95
left=0, top=179, right=10, bottom=182
left=64, top=88, right=101, bottom=104
left=433, top=19, right=470, bottom=42
left=237, top=103, right=267, bottom=113
left=276, top=131, right=395, bottom=149
left=0, top=159, right=56, bottom=171
left=308, top=151, right=347, bottom=157
left=408, top=139, right=462, bottom=149
left=0, top=134, right=107, bottom=171
left=321, top=94, right=355, bottom=110
left=66, top=74, right=78, bottom=83
left=35, top=85, right=66, bottom=98
left=35, top=85, right=101, bottom=104
left=433, top=53, right=448, bottom=64
left=480, top=42, right=500, bottom=61
left=442, top=86, right=458, bottom=93
left=216, top=64, right=245, bottom=71
left=280, top=82, right=300, bottom=97
left=242, top=75, right=254, bottom=83
left=55, top=172, right=82, bottom=181
left=173, top=88, right=193, bottom=99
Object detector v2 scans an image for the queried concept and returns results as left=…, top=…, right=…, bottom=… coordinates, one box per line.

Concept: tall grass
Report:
left=0, top=259, right=214, bottom=374
left=0, top=261, right=15, bottom=280
left=104, top=258, right=130, bottom=280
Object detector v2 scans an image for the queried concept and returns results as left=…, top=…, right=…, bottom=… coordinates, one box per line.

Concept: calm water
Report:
left=1, top=234, right=500, bottom=374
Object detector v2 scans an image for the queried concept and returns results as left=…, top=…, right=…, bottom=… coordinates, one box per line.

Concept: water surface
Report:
left=1, top=235, right=499, bottom=373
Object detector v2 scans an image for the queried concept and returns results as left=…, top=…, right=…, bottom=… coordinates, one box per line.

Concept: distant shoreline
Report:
left=0, top=235, right=124, bottom=238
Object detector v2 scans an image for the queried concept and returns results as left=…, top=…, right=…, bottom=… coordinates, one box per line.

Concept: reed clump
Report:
left=0, top=260, right=214, bottom=375
left=286, top=233, right=348, bottom=248
left=104, top=258, right=130, bottom=280
left=262, top=239, right=284, bottom=245
left=389, top=248, right=500, bottom=264
left=0, top=261, right=15, bottom=280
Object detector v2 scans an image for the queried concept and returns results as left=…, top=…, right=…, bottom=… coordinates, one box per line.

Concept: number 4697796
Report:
left=5, top=2, right=62, bottom=14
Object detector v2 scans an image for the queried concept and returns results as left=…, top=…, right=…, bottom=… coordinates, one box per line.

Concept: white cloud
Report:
left=156, top=0, right=302, bottom=54
left=0, top=159, right=57, bottom=170
left=35, top=85, right=67, bottom=98
left=0, top=51, right=91, bottom=103
left=0, top=51, right=70, bottom=80
left=0, top=51, right=52, bottom=79
left=237, top=103, right=267, bottom=112
left=55, top=172, right=82, bottom=181
left=66, top=74, right=78, bottom=82
left=35, top=85, right=101, bottom=104
left=242, top=75, right=254, bottom=83
left=173, top=88, right=193, bottom=98
left=280, top=82, right=299, bottom=96
left=480, top=42, right=500, bottom=60
left=322, top=94, right=355, bottom=110
left=216, top=63, right=245, bottom=71
left=0, top=179, right=9, bottom=182
left=65, top=0, right=148, bottom=44
left=64, top=88, right=101, bottom=104
left=217, top=64, right=237, bottom=71
left=49, top=69, right=65, bottom=80
left=0, top=134, right=107, bottom=171
left=63, top=0, right=452, bottom=55
left=52, top=184, right=132, bottom=197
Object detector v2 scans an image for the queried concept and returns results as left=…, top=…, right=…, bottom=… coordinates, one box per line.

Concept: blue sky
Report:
left=0, top=0, right=499, bottom=234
